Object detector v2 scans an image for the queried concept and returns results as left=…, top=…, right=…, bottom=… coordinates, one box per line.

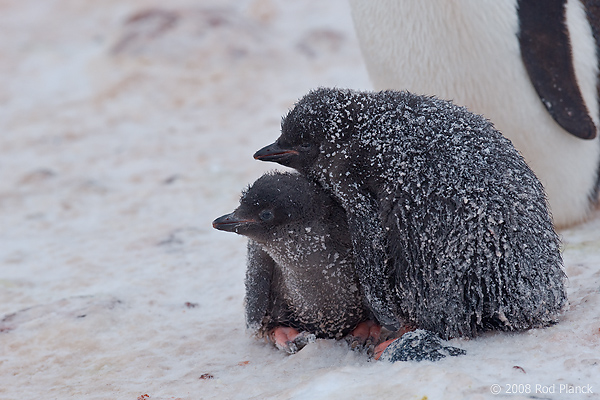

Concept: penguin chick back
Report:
left=259, top=88, right=567, bottom=339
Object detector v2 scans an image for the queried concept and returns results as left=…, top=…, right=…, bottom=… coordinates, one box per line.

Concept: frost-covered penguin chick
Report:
left=255, top=88, right=567, bottom=339
left=212, top=172, right=370, bottom=350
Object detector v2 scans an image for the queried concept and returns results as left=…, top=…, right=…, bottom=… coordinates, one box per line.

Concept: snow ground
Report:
left=0, top=1, right=598, bottom=399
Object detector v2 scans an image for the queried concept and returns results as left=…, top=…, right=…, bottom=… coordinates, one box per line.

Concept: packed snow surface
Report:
left=0, top=1, right=598, bottom=399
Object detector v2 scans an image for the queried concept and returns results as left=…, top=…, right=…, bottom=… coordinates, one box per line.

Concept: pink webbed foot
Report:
left=268, top=327, right=315, bottom=354
left=374, top=329, right=466, bottom=362
left=346, top=320, right=382, bottom=354
left=373, top=325, right=416, bottom=360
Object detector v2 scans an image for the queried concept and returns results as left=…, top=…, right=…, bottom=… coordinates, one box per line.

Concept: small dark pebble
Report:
left=163, top=175, right=180, bottom=184
left=199, top=373, right=214, bottom=380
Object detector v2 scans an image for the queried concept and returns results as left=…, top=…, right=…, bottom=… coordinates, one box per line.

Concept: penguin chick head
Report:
left=212, top=172, right=330, bottom=243
left=254, top=88, right=348, bottom=174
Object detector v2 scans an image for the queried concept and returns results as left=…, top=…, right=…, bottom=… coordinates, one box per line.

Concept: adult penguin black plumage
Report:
left=255, top=88, right=567, bottom=339
left=212, top=172, right=371, bottom=351
left=349, top=0, right=600, bottom=228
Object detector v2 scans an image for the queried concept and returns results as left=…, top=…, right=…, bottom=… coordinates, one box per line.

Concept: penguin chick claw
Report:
left=269, top=327, right=316, bottom=354
left=375, top=330, right=466, bottom=363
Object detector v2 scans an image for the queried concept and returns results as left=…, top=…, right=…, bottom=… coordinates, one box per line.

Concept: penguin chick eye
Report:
left=300, top=143, right=312, bottom=150
left=259, top=209, right=274, bottom=222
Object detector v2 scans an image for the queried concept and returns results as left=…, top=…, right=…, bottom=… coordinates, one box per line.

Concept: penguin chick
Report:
left=254, top=88, right=567, bottom=339
left=348, top=0, right=600, bottom=228
left=212, top=171, right=369, bottom=342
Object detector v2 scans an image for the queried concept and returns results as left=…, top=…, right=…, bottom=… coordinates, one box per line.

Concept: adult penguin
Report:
left=349, top=0, right=600, bottom=228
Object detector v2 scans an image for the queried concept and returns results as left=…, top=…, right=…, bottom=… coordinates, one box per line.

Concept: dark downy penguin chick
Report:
left=254, top=88, right=567, bottom=340
left=212, top=171, right=370, bottom=346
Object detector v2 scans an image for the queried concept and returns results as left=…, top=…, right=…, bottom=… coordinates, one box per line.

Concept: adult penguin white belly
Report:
left=349, top=0, right=600, bottom=228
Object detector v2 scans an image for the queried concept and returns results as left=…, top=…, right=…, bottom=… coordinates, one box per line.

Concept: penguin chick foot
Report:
left=372, top=324, right=415, bottom=359
left=374, top=329, right=466, bottom=362
left=269, top=327, right=316, bottom=354
left=346, top=320, right=382, bottom=354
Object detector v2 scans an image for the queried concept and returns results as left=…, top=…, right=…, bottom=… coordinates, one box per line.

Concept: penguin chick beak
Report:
left=253, top=142, right=299, bottom=162
left=212, top=213, right=257, bottom=233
